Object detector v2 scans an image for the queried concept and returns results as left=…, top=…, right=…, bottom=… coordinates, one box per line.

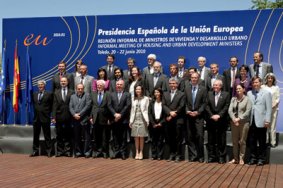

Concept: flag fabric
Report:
left=0, top=45, right=6, bottom=115
left=25, top=46, right=32, bottom=112
left=13, top=42, right=20, bottom=113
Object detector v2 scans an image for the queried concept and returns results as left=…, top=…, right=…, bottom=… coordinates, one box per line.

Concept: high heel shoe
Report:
left=138, top=152, right=143, bottom=160
left=135, top=152, right=139, bottom=160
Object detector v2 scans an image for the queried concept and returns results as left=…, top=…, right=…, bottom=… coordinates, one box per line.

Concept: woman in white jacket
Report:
left=129, top=85, right=149, bottom=160
left=262, top=73, right=280, bottom=147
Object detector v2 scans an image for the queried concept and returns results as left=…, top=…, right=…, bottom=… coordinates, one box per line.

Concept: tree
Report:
left=251, top=0, right=283, bottom=9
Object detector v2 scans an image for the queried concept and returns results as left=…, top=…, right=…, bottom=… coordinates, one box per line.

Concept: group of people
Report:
left=30, top=52, right=279, bottom=166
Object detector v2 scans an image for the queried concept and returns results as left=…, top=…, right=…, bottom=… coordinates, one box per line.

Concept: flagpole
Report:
left=1, top=40, right=7, bottom=126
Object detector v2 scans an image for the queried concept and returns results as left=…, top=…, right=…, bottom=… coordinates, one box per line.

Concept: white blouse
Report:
left=154, top=101, right=162, bottom=120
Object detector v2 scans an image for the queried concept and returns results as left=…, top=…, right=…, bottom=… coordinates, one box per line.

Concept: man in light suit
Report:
left=52, top=77, right=74, bottom=157
left=145, top=61, right=168, bottom=97
left=223, top=56, right=240, bottom=98
left=197, top=56, right=210, bottom=88
left=30, top=80, right=53, bottom=157
left=205, top=79, right=230, bottom=164
left=142, top=54, right=156, bottom=80
left=249, top=52, right=273, bottom=79
left=163, top=78, right=185, bottom=162
left=90, top=80, right=111, bottom=158
left=69, top=83, right=92, bottom=158
left=108, top=80, right=131, bottom=160
left=247, top=76, right=272, bottom=166
left=185, top=73, right=207, bottom=163
left=51, top=61, right=74, bottom=92
left=100, top=54, right=119, bottom=80
left=74, top=64, right=94, bottom=94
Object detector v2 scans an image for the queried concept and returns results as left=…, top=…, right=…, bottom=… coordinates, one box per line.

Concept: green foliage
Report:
left=251, top=0, right=283, bottom=9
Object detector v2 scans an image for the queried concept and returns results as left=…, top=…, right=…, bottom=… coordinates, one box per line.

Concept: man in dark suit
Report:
left=52, top=76, right=74, bottom=157
left=69, top=83, right=92, bottom=158
left=74, top=64, right=94, bottom=94
left=51, top=61, right=74, bottom=92
left=249, top=52, right=273, bottom=79
left=100, top=54, right=119, bottom=80
left=177, top=56, right=188, bottom=78
left=109, top=68, right=129, bottom=92
left=108, top=80, right=131, bottom=160
left=123, top=57, right=135, bottom=80
left=90, top=80, right=111, bottom=158
left=206, top=63, right=226, bottom=91
left=30, top=80, right=53, bottom=157
left=145, top=61, right=168, bottom=97
left=185, top=73, right=207, bottom=163
left=163, top=78, right=185, bottom=162
left=223, top=56, right=240, bottom=97
left=205, top=79, right=230, bottom=164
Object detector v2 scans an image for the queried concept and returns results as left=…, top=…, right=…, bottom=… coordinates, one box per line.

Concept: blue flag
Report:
left=25, top=46, right=33, bottom=112
left=0, top=45, right=6, bottom=115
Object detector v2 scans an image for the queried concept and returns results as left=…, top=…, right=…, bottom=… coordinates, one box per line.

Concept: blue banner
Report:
left=2, top=9, right=283, bottom=131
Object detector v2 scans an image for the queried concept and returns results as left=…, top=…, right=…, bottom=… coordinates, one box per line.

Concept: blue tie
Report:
left=192, top=86, right=196, bottom=110
left=98, top=93, right=102, bottom=105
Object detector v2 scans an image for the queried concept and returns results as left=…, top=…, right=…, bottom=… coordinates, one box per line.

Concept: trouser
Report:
left=111, top=122, right=127, bottom=157
left=93, top=123, right=111, bottom=156
left=267, top=108, right=278, bottom=146
left=32, top=121, right=51, bottom=153
left=165, top=120, right=183, bottom=158
left=151, top=124, right=165, bottom=158
left=56, top=122, right=72, bottom=155
left=73, top=121, right=91, bottom=155
left=231, top=121, right=249, bottom=161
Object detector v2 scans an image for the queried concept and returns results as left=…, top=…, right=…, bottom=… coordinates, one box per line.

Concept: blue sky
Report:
left=0, top=0, right=253, bottom=46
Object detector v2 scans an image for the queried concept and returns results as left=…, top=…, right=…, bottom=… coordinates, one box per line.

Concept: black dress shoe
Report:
left=167, top=155, right=175, bottom=162
left=248, top=160, right=257, bottom=165
left=257, top=161, right=264, bottom=166
left=47, top=151, right=52, bottom=158
left=175, top=156, right=181, bottom=162
left=103, top=153, right=109, bottom=159
left=121, top=155, right=126, bottom=160
left=207, top=158, right=217, bottom=163
left=29, top=151, right=39, bottom=157
left=199, top=158, right=204, bottom=163
left=219, top=158, right=226, bottom=164
left=188, top=158, right=198, bottom=162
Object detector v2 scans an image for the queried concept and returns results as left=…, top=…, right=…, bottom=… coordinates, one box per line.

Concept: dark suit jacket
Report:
left=184, top=84, right=207, bottom=116
left=90, top=91, right=111, bottom=125
left=69, top=92, right=92, bottom=126
left=109, top=79, right=129, bottom=93
left=205, top=91, right=230, bottom=122
left=51, top=72, right=74, bottom=92
left=206, top=74, right=226, bottom=91
left=108, top=91, right=131, bottom=124
left=123, top=69, right=131, bottom=80
left=145, top=73, right=168, bottom=97
left=223, top=68, right=240, bottom=91
left=179, top=78, right=205, bottom=92
left=52, top=89, right=75, bottom=123
left=148, top=100, right=166, bottom=125
left=162, top=90, right=185, bottom=124
left=33, top=91, right=53, bottom=123
left=100, top=64, right=119, bottom=80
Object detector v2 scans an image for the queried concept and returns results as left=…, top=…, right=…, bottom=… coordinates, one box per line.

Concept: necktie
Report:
left=255, top=64, right=259, bottom=77
left=199, top=68, right=203, bottom=79
left=215, top=92, right=219, bottom=106
left=38, top=92, right=43, bottom=103
left=81, top=76, right=84, bottom=84
left=118, top=92, right=122, bottom=103
left=108, top=65, right=112, bottom=74
left=171, top=91, right=175, bottom=102
left=192, top=86, right=197, bottom=110
left=153, top=74, right=159, bottom=87
left=63, top=88, right=66, bottom=102
left=98, top=92, right=102, bottom=105
left=231, top=68, right=236, bottom=87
